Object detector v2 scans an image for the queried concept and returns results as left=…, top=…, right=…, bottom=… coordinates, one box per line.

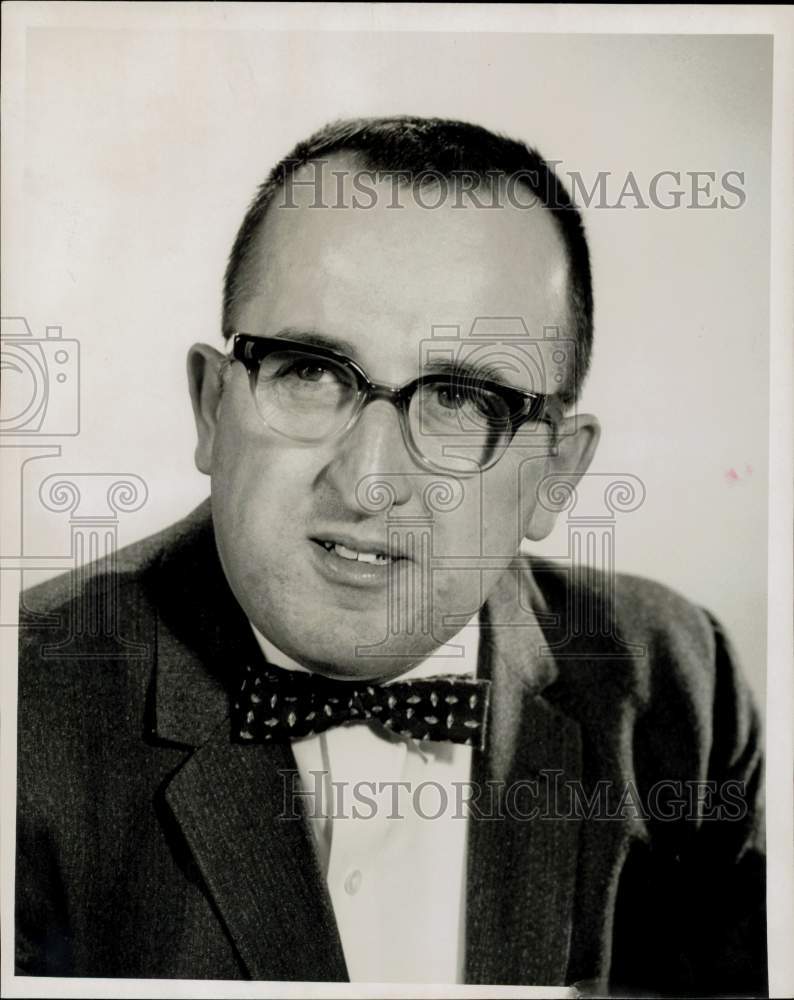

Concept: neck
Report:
left=250, top=612, right=482, bottom=682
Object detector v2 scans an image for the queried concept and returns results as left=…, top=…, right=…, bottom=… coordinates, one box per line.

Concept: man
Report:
left=16, top=117, right=766, bottom=993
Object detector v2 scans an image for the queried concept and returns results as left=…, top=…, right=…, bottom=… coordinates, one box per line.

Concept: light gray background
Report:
left=8, top=28, right=771, bottom=707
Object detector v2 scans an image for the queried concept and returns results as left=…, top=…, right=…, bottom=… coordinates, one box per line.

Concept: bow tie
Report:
left=232, top=662, right=491, bottom=750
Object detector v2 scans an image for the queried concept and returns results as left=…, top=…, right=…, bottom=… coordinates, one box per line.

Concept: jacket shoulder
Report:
left=528, top=558, right=761, bottom=791
left=17, top=500, right=215, bottom=730
left=17, top=502, right=214, bottom=795
left=20, top=500, right=212, bottom=621
left=529, top=556, right=714, bottom=648
left=528, top=557, right=723, bottom=717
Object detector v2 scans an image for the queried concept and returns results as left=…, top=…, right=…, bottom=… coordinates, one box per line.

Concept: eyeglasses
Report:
left=230, top=333, right=560, bottom=475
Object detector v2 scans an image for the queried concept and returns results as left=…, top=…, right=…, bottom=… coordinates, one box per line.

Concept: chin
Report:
left=241, top=576, right=467, bottom=681
left=294, top=624, right=454, bottom=682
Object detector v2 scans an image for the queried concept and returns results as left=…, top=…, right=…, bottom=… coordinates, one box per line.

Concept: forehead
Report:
left=234, top=157, right=570, bottom=369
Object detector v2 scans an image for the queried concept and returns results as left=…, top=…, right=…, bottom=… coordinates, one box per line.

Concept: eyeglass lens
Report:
left=251, top=345, right=519, bottom=473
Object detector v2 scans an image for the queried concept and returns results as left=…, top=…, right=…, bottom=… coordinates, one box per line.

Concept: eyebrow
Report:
left=423, top=357, right=517, bottom=387
left=269, top=327, right=360, bottom=357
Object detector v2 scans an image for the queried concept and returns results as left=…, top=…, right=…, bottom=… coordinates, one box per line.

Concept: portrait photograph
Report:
left=1, top=4, right=792, bottom=999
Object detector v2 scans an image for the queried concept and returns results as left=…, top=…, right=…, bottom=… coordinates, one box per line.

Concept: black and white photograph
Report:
left=2, top=4, right=792, bottom=998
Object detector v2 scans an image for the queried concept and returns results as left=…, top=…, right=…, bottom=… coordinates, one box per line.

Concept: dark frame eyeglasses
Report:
left=229, top=333, right=561, bottom=475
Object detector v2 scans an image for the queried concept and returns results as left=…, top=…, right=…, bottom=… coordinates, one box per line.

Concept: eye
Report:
left=436, top=381, right=503, bottom=419
left=294, top=361, right=332, bottom=382
left=276, top=358, right=341, bottom=384
left=435, top=383, right=467, bottom=410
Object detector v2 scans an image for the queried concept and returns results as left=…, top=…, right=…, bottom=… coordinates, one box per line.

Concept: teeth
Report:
left=356, top=551, right=391, bottom=565
left=323, top=541, right=392, bottom=564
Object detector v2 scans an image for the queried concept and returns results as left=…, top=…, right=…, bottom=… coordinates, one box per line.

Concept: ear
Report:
left=187, top=343, right=226, bottom=476
left=523, top=413, right=601, bottom=541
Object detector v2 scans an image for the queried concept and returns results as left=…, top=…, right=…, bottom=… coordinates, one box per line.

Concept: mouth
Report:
left=309, top=532, right=413, bottom=586
left=315, top=539, right=394, bottom=565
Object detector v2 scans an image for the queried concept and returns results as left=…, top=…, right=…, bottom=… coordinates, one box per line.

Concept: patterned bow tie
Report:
left=232, top=662, right=491, bottom=749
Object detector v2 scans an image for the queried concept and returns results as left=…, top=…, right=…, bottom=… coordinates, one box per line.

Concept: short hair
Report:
left=222, top=116, right=593, bottom=407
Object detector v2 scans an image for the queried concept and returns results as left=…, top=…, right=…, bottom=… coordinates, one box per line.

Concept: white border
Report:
left=2, top=4, right=792, bottom=998
left=765, top=15, right=794, bottom=1000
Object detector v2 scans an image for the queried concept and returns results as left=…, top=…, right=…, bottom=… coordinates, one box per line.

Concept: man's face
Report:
left=190, top=160, right=595, bottom=679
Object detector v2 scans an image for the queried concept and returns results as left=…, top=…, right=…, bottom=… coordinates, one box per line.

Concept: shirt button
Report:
left=344, top=869, right=363, bottom=896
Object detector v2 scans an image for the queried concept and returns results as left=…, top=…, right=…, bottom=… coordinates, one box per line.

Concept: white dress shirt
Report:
left=251, top=618, right=480, bottom=984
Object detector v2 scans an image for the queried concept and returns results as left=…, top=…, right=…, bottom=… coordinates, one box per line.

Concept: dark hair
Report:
left=222, top=116, right=593, bottom=406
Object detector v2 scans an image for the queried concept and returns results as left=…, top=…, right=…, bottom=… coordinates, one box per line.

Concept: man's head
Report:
left=188, top=116, right=600, bottom=679
left=222, top=116, right=593, bottom=409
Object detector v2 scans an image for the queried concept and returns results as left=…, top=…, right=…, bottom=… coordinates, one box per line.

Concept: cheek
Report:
left=210, top=414, right=321, bottom=563
left=425, top=474, right=523, bottom=606
left=435, top=456, right=546, bottom=559
left=449, top=469, right=533, bottom=555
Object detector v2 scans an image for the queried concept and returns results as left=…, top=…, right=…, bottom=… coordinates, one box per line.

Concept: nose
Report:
left=322, top=399, right=418, bottom=513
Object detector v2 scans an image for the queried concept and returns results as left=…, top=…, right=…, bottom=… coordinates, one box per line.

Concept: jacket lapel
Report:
left=466, top=563, right=583, bottom=986
left=164, top=723, right=347, bottom=981
left=149, top=502, right=347, bottom=981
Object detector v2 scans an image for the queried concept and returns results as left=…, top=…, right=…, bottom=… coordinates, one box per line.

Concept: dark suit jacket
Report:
left=16, top=500, right=767, bottom=994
